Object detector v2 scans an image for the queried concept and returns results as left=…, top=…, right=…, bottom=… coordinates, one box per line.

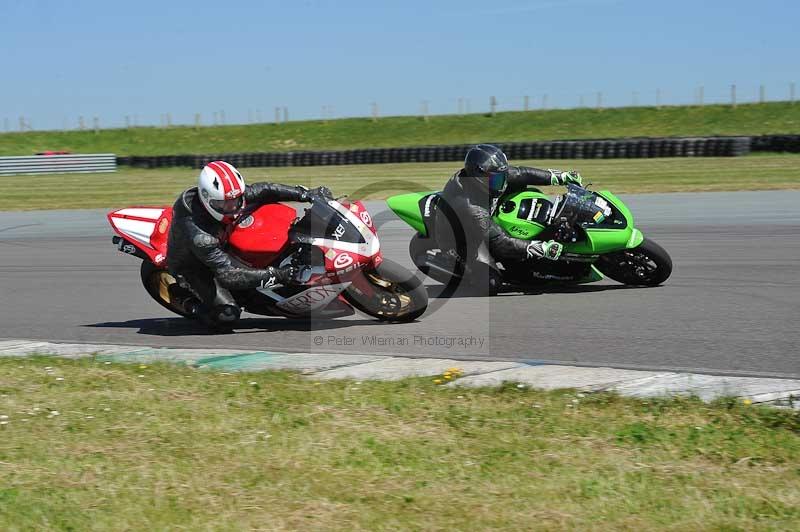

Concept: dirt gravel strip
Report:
left=1, top=339, right=797, bottom=409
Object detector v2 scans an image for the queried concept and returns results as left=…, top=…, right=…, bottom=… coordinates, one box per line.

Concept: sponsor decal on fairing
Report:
left=274, top=282, right=350, bottom=313
left=309, top=200, right=380, bottom=258
left=333, top=252, right=354, bottom=269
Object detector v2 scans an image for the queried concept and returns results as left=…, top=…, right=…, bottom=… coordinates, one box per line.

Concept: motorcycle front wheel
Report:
left=344, top=259, right=428, bottom=322
left=595, top=237, right=672, bottom=286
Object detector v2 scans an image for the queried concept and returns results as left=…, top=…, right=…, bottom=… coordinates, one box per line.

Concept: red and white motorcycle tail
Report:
left=108, top=207, right=173, bottom=266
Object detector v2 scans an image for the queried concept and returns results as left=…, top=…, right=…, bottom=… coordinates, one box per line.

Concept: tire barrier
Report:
left=750, top=134, right=800, bottom=153
left=115, top=136, right=758, bottom=169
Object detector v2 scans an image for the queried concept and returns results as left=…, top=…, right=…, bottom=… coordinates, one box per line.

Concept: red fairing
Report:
left=321, top=247, right=371, bottom=277
left=348, top=200, right=382, bottom=266
left=150, top=209, right=173, bottom=259
left=342, top=200, right=377, bottom=235
left=107, top=207, right=172, bottom=266
left=227, top=203, right=297, bottom=267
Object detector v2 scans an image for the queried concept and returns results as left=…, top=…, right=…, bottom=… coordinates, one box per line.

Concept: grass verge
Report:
left=4, top=154, right=800, bottom=211
left=0, top=357, right=798, bottom=530
left=1, top=102, right=799, bottom=156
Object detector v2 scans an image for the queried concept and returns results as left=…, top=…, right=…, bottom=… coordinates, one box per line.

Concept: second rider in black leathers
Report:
left=435, top=144, right=583, bottom=293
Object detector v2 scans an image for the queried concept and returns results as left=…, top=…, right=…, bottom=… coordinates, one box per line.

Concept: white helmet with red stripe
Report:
left=198, top=161, right=246, bottom=223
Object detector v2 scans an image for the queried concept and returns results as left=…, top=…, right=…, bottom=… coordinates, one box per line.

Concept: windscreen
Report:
left=553, top=185, right=613, bottom=225
left=289, top=200, right=366, bottom=244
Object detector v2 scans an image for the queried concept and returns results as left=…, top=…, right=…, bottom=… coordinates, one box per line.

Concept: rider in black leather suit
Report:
left=167, top=161, right=322, bottom=327
left=435, top=144, right=583, bottom=292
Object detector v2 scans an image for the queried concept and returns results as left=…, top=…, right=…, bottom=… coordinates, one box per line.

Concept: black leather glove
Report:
left=526, top=240, right=564, bottom=261
left=548, top=170, right=583, bottom=186
left=259, top=265, right=297, bottom=288
left=300, top=186, right=333, bottom=202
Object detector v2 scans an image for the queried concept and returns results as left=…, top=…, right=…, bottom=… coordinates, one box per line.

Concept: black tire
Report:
left=595, top=237, right=672, bottom=286
left=343, top=259, right=428, bottom=322
left=140, top=262, right=195, bottom=318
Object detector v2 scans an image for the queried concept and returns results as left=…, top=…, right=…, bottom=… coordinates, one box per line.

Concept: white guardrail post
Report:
left=0, top=154, right=117, bottom=175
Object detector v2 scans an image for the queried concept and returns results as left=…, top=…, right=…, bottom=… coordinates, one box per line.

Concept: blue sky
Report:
left=1, top=0, right=797, bottom=130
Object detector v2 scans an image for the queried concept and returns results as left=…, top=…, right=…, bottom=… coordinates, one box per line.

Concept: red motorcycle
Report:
left=108, top=193, right=428, bottom=323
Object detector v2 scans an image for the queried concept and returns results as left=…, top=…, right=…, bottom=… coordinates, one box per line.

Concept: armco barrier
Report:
left=113, top=136, right=758, bottom=169
left=0, top=153, right=117, bottom=175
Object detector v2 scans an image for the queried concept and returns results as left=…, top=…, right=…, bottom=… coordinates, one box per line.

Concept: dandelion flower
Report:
left=139, top=365, right=148, bottom=369
left=433, top=379, right=442, bottom=384
left=742, top=399, right=753, bottom=406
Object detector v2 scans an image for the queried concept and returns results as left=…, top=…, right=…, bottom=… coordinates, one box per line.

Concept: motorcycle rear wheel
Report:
left=595, top=237, right=672, bottom=286
left=140, top=262, right=195, bottom=318
left=344, top=259, right=428, bottom=322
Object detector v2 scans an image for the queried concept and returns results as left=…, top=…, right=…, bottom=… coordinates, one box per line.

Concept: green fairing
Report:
left=493, top=189, right=643, bottom=253
left=387, top=187, right=645, bottom=253
left=386, top=184, right=669, bottom=288
left=386, top=192, right=431, bottom=236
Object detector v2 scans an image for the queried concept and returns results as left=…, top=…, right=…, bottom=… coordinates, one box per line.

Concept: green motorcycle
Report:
left=386, top=183, right=672, bottom=290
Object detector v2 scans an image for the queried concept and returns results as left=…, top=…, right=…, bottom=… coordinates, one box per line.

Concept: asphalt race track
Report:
left=1, top=191, right=798, bottom=378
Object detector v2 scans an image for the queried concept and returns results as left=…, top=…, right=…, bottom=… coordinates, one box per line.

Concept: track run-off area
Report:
left=0, top=190, right=798, bottom=379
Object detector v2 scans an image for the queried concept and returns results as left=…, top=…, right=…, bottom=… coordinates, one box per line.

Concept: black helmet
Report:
left=463, top=144, right=509, bottom=198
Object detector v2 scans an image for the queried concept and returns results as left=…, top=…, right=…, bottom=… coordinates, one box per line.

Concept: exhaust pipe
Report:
left=112, top=236, right=148, bottom=261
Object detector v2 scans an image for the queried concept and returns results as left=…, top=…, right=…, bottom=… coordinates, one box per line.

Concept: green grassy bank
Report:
left=1, top=102, right=798, bottom=156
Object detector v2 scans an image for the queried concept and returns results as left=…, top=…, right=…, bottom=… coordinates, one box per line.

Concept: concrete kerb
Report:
left=1, top=339, right=798, bottom=409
